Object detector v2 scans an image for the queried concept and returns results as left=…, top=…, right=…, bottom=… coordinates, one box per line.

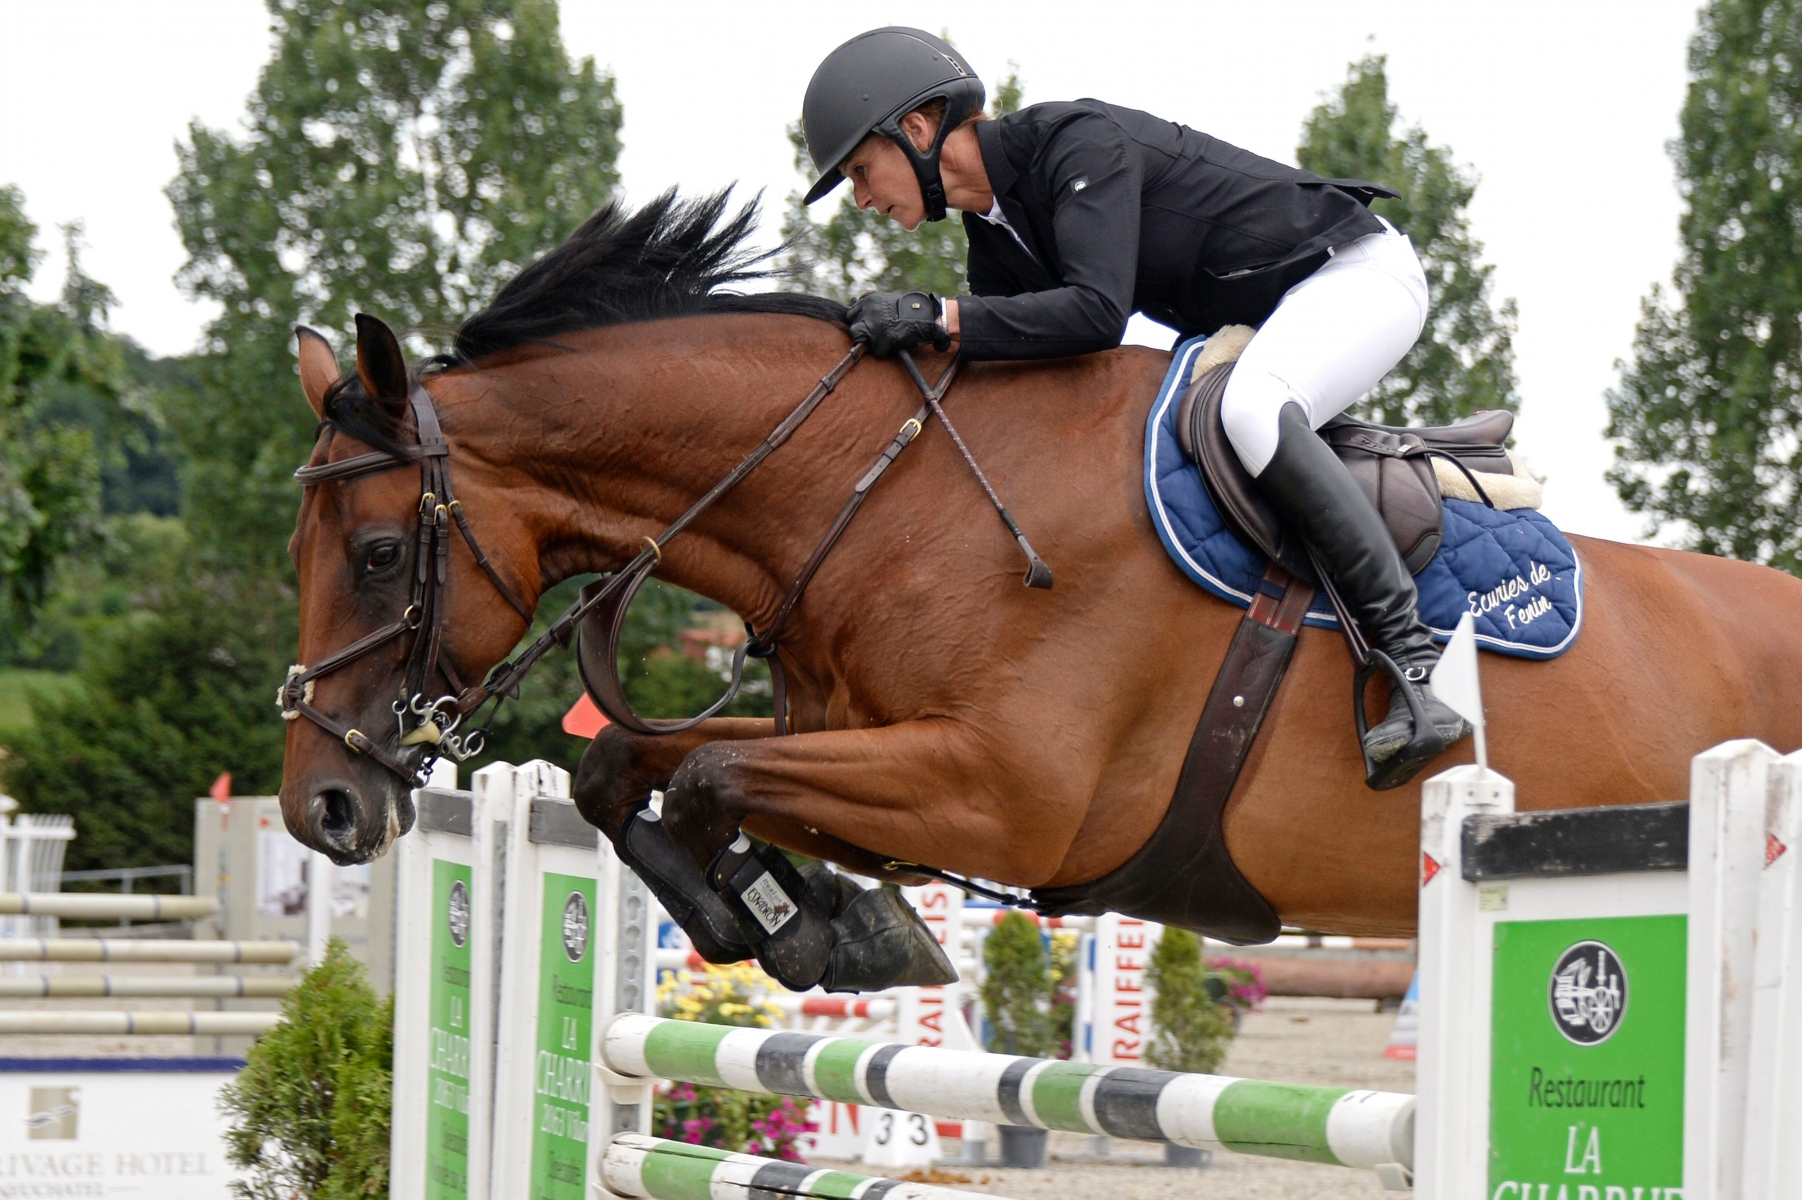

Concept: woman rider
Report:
left=801, top=27, right=1473, bottom=780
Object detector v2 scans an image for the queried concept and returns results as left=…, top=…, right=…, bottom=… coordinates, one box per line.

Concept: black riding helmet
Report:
left=801, top=27, right=986, bottom=223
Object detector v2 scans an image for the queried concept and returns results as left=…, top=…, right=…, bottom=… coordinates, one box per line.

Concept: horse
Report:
left=280, top=192, right=1802, bottom=988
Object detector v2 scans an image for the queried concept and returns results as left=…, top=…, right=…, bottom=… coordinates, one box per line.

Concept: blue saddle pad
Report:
left=1145, top=335, right=1582, bottom=659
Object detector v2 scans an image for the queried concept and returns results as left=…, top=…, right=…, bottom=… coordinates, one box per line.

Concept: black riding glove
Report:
left=847, top=291, right=951, bottom=359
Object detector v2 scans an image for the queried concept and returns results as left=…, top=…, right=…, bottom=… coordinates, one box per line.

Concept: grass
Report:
left=0, top=669, right=83, bottom=732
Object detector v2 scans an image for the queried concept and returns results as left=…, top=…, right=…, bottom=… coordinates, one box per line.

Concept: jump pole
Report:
left=600, top=1133, right=1011, bottom=1200
left=599, top=1011, right=1415, bottom=1176
left=0, top=1011, right=280, bottom=1035
left=0, top=938, right=298, bottom=962
left=0, top=893, right=218, bottom=920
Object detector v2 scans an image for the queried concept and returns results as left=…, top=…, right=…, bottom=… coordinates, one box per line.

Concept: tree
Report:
left=3, top=1, right=627, bottom=853
left=167, top=0, right=622, bottom=578
left=0, top=191, right=131, bottom=633
left=1607, top=0, right=1802, bottom=570
left=1297, top=56, right=1520, bottom=427
left=780, top=66, right=1023, bottom=302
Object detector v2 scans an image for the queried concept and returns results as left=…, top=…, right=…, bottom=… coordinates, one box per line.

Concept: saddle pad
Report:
left=1145, top=334, right=1583, bottom=659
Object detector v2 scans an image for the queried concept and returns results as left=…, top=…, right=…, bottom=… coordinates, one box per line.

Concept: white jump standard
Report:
left=601, top=1012, right=1415, bottom=1176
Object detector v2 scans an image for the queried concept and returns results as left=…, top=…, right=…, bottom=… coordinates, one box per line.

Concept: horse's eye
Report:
left=365, top=543, right=400, bottom=573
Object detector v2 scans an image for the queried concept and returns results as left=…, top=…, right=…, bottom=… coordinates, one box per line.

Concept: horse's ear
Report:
left=295, top=326, right=339, bottom=419
left=354, top=313, right=410, bottom=401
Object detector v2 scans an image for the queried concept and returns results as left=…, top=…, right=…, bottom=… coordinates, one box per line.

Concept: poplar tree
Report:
left=1298, top=56, right=1520, bottom=427
left=1607, top=0, right=1802, bottom=570
left=781, top=68, right=1023, bottom=302
left=0, top=191, right=128, bottom=627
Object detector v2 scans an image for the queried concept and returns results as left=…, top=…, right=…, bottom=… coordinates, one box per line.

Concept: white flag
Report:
left=1430, top=611, right=1485, bottom=731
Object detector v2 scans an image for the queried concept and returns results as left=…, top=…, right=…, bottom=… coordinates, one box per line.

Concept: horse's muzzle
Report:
left=302, top=776, right=414, bottom=864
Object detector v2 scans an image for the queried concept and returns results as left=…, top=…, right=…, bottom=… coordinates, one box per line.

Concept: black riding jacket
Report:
left=956, top=100, right=1388, bottom=361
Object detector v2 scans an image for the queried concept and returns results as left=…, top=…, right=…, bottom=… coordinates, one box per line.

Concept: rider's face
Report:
left=843, top=134, right=927, bottom=231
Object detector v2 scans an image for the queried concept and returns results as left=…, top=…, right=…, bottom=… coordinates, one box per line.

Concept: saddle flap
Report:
left=1176, top=362, right=1318, bottom=582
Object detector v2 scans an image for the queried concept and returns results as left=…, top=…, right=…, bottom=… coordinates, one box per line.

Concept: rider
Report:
left=800, top=27, right=1472, bottom=777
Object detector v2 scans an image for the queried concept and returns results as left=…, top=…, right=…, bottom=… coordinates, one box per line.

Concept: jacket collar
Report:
left=973, top=118, right=1050, bottom=272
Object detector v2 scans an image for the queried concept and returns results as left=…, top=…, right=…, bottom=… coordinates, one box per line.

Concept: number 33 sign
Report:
left=859, top=1108, right=941, bottom=1168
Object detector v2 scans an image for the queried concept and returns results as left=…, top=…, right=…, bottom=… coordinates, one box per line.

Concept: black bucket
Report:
left=1165, top=1143, right=1214, bottom=1169
left=998, top=1125, right=1048, bottom=1168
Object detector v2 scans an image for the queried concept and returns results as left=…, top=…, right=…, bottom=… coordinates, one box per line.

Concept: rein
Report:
left=284, top=341, right=1047, bottom=787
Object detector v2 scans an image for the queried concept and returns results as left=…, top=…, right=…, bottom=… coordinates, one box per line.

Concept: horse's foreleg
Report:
left=570, top=718, right=778, bottom=966
left=571, top=718, right=915, bottom=876
left=656, top=721, right=1080, bottom=993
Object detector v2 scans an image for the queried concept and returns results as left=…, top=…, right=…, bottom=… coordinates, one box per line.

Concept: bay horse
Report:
left=281, top=193, right=1802, bottom=988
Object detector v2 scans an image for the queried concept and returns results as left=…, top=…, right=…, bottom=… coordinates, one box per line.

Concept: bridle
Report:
left=280, top=383, right=534, bottom=781
left=281, top=342, right=1048, bottom=789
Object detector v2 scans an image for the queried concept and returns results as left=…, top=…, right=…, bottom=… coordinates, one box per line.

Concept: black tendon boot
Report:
left=709, top=836, right=957, bottom=993
left=619, top=810, right=753, bottom=964
left=1254, top=403, right=1471, bottom=788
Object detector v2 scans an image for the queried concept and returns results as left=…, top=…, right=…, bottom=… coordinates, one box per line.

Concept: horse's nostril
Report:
left=312, top=788, right=357, bottom=846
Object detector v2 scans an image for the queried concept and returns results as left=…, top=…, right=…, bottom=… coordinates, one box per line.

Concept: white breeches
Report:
left=1220, top=220, right=1429, bottom=477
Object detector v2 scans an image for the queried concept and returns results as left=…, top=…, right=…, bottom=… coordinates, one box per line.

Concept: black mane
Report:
left=453, top=188, right=846, bottom=362
left=321, top=190, right=846, bottom=455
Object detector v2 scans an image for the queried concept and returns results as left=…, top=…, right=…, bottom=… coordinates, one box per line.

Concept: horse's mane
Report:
left=322, top=189, right=847, bottom=455
left=452, top=188, right=847, bottom=361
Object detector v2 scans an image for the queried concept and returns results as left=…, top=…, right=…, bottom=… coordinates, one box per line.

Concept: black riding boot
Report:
left=1254, top=403, right=1470, bottom=786
left=707, top=834, right=957, bottom=993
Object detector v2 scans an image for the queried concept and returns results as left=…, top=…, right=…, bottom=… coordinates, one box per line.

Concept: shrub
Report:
left=980, top=911, right=1055, bottom=1058
left=1145, top=927, right=1235, bottom=1075
left=218, top=939, right=391, bottom=1199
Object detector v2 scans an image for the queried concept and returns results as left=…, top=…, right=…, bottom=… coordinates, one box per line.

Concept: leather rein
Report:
left=281, top=343, right=1011, bottom=787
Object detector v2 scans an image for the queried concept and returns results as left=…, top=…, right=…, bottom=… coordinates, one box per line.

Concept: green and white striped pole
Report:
left=602, top=1013, right=1413, bottom=1174
left=601, top=1134, right=1007, bottom=1200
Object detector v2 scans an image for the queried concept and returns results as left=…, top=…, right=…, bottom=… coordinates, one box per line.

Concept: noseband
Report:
left=283, top=344, right=1048, bottom=789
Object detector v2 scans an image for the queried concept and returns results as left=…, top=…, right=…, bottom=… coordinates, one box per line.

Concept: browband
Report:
left=294, top=442, right=449, bottom=486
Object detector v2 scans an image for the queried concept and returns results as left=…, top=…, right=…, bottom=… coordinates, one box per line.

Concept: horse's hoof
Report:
left=821, top=885, right=958, bottom=993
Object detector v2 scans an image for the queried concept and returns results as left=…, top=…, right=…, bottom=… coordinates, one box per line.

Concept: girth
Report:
left=1029, top=563, right=1311, bottom=943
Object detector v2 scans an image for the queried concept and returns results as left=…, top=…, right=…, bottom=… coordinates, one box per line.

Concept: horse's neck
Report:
left=456, top=318, right=869, bottom=623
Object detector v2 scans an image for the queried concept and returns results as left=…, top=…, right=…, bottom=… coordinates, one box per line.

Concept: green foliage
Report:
left=780, top=66, right=1023, bottom=302
left=980, top=910, right=1056, bottom=1058
left=167, top=0, right=622, bottom=579
left=1144, top=927, right=1235, bottom=1075
left=0, top=0, right=631, bottom=848
left=1607, top=0, right=1802, bottom=569
left=0, top=191, right=134, bottom=631
left=1297, top=56, right=1520, bottom=427
left=2, top=570, right=290, bottom=872
left=218, top=939, right=392, bottom=1200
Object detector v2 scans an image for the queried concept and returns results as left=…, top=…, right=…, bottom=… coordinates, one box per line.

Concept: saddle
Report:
left=1175, top=355, right=1519, bottom=578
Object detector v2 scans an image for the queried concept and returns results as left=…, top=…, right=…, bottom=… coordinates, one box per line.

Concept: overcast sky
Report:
left=0, top=1, right=1705, bottom=543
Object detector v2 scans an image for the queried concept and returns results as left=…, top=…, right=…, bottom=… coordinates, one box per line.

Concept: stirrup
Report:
left=1353, top=650, right=1447, bottom=791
